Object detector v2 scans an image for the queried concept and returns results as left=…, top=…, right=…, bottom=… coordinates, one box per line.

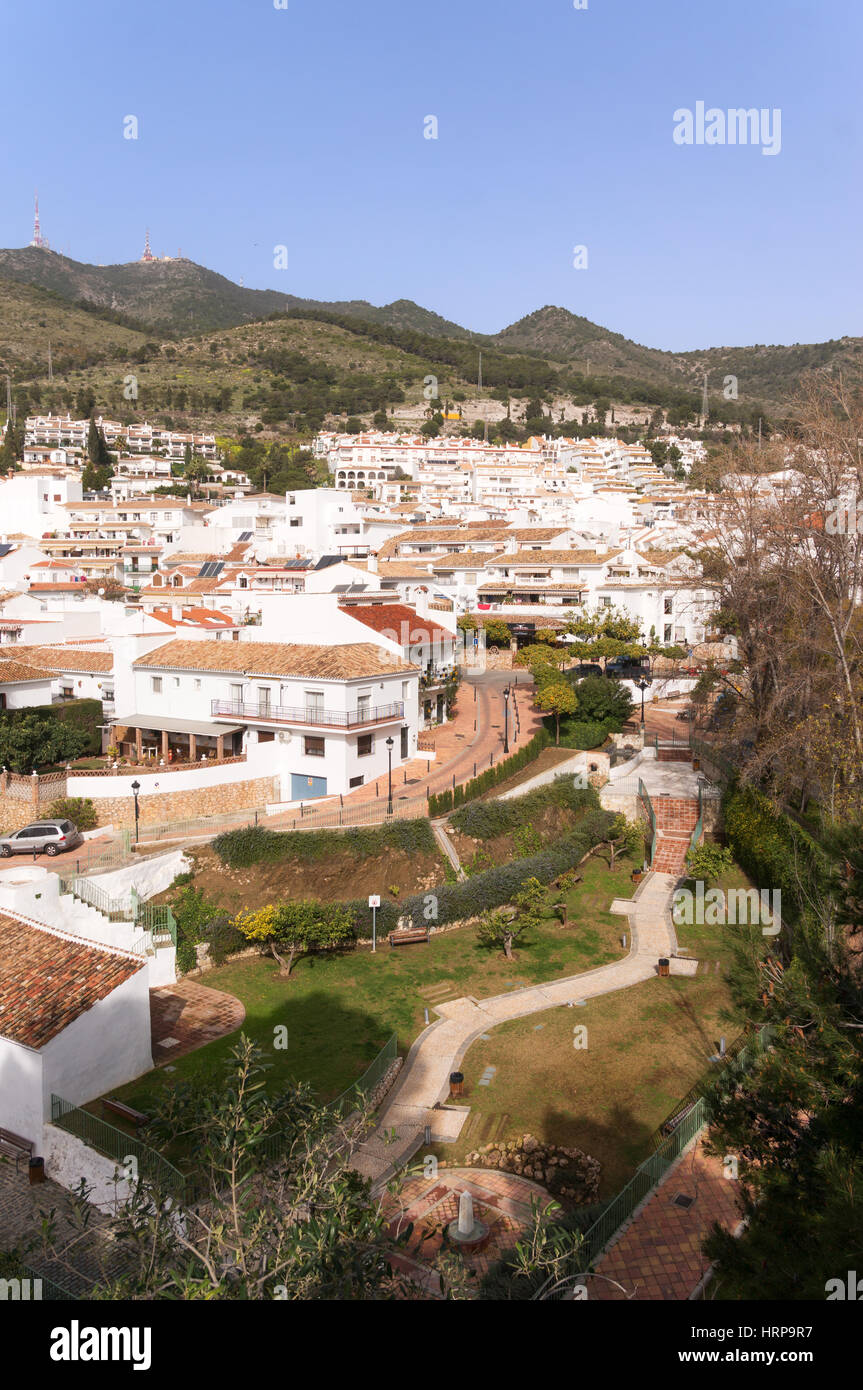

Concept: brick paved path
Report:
left=590, top=1134, right=741, bottom=1300
left=150, top=979, right=246, bottom=1064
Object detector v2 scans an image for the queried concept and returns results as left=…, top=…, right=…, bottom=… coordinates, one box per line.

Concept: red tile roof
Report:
left=0, top=914, right=144, bottom=1049
left=338, top=602, right=453, bottom=643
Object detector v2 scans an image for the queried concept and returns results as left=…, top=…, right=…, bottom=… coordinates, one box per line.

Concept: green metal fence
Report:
left=637, top=777, right=657, bottom=867
left=58, top=878, right=176, bottom=947
left=50, top=1095, right=186, bottom=1199
left=579, top=1025, right=771, bottom=1269
left=329, top=1032, right=399, bottom=1119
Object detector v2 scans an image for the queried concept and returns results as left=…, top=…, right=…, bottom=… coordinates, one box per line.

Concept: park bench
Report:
left=102, top=1099, right=149, bottom=1128
left=0, top=1127, right=35, bottom=1170
left=388, top=928, right=430, bottom=947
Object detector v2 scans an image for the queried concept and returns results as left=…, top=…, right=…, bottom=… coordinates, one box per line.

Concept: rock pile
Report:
left=456, top=1134, right=601, bottom=1202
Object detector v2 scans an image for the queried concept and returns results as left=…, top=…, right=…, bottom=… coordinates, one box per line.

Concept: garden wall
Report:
left=76, top=774, right=280, bottom=829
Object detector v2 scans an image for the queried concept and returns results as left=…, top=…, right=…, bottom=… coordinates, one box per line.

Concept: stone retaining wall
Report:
left=82, top=774, right=279, bottom=828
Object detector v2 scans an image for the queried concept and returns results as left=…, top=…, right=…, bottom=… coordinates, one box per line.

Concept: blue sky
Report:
left=1, top=0, right=860, bottom=350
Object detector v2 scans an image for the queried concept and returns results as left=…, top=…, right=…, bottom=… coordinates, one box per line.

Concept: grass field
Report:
left=101, top=856, right=637, bottom=1122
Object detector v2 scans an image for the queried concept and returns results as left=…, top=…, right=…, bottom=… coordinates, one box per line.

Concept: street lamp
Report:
left=503, top=685, right=511, bottom=754
left=131, top=779, right=141, bottom=843
left=636, top=677, right=651, bottom=727
left=385, top=737, right=394, bottom=815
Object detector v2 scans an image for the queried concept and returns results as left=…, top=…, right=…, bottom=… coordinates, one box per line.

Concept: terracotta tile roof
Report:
left=489, top=549, right=622, bottom=566
left=0, top=656, right=55, bottom=683
left=151, top=608, right=238, bottom=630
left=338, top=603, right=453, bottom=643
left=9, top=646, right=114, bottom=674
left=0, top=913, right=143, bottom=1048
left=133, top=639, right=417, bottom=678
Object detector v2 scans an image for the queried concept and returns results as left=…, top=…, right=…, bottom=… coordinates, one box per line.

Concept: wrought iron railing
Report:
left=50, top=1095, right=186, bottom=1198
left=210, top=699, right=404, bottom=728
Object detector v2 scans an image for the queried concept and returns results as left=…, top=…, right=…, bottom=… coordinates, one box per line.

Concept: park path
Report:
left=350, top=870, right=679, bottom=1184
left=430, top=819, right=466, bottom=880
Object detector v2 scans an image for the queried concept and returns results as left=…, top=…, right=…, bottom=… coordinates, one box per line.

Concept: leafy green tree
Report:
left=685, top=841, right=733, bottom=885
left=573, top=674, right=634, bottom=727
left=536, top=679, right=577, bottom=745
left=0, top=715, right=88, bottom=773
left=81, top=462, right=112, bottom=492
left=28, top=1038, right=414, bottom=1300
left=234, top=900, right=356, bottom=976
left=482, top=618, right=512, bottom=647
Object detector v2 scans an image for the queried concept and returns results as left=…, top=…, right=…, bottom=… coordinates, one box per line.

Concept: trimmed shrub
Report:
left=48, top=796, right=98, bottom=830
left=212, top=818, right=437, bottom=867
left=556, top=718, right=611, bottom=750
left=451, top=777, right=600, bottom=841
left=1, top=698, right=103, bottom=756
left=722, top=783, right=829, bottom=925
left=429, top=728, right=553, bottom=816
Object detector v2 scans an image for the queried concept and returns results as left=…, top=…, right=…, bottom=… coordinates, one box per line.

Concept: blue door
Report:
left=291, top=773, right=327, bottom=801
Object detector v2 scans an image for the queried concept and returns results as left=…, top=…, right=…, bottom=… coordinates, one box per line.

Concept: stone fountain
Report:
left=446, top=1189, right=489, bottom=1253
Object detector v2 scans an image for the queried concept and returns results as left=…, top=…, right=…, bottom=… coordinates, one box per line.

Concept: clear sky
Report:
left=1, top=0, right=860, bottom=351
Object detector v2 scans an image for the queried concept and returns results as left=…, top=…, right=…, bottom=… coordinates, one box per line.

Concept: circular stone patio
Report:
left=383, top=1166, right=557, bottom=1293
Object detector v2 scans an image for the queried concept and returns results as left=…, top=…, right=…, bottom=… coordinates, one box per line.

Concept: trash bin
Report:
left=449, top=1071, right=464, bottom=1098
left=658, top=958, right=670, bottom=978
left=28, top=1157, right=45, bottom=1185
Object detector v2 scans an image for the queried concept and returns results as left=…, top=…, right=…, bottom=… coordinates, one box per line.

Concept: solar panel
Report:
left=0, top=544, right=12, bottom=558
left=197, top=561, right=225, bottom=578
left=237, top=531, right=252, bottom=541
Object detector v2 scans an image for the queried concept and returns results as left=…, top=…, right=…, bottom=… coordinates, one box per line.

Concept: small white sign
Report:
left=368, top=895, right=381, bottom=908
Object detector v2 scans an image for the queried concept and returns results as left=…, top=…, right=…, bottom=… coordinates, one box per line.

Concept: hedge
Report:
left=343, top=807, right=614, bottom=936
left=556, top=718, right=612, bottom=751
left=212, top=818, right=438, bottom=867
left=450, top=776, right=600, bottom=841
left=428, top=728, right=553, bottom=816
left=0, top=698, right=103, bottom=756
left=722, top=783, right=830, bottom=926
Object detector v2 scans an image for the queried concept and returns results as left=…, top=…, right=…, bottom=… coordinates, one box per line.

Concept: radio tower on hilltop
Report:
left=29, top=191, right=48, bottom=249
left=141, top=228, right=155, bottom=262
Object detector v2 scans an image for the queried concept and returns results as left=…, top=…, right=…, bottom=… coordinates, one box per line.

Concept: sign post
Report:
left=368, top=894, right=381, bottom=953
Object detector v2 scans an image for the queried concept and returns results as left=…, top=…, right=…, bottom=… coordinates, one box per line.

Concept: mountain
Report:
left=0, top=248, right=859, bottom=411
left=0, top=248, right=471, bottom=341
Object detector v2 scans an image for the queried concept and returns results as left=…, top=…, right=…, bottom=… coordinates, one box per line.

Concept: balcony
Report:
left=211, top=699, right=404, bottom=729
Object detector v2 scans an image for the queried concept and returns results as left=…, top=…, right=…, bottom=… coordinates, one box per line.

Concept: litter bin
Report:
left=658, top=958, right=670, bottom=978
left=449, top=1071, right=464, bottom=1098
left=28, top=1157, right=45, bottom=1185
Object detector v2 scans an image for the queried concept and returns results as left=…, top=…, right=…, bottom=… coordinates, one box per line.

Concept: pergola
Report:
left=110, top=714, right=244, bottom=764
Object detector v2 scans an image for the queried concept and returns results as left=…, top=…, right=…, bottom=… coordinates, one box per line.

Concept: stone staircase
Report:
left=651, top=796, right=699, bottom=875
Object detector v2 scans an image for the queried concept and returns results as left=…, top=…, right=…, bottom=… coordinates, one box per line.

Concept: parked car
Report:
left=570, top=663, right=604, bottom=678
left=0, top=819, right=84, bottom=857
left=606, top=658, right=651, bottom=680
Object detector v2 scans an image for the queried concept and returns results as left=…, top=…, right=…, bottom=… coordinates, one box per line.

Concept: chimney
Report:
left=367, top=552, right=379, bottom=574
left=171, top=604, right=183, bottom=621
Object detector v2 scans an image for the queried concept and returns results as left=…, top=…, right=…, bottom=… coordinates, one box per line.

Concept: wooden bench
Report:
left=102, top=1099, right=149, bottom=1128
left=388, top=928, right=430, bottom=947
left=0, top=1127, right=35, bottom=1170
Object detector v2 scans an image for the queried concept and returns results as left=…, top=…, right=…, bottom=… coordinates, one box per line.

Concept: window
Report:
left=289, top=518, right=301, bottom=528
left=664, top=624, right=672, bottom=642
left=349, top=774, right=364, bottom=788
left=173, top=677, right=180, bottom=688
left=151, top=676, right=162, bottom=694
left=663, top=597, right=673, bottom=615
left=304, top=736, right=325, bottom=757
left=357, top=733, right=373, bottom=757
left=356, top=692, right=371, bottom=721
left=401, top=681, right=409, bottom=701
left=600, top=596, right=612, bottom=609
left=194, top=679, right=201, bottom=690
left=230, top=682, right=243, bottom=705
left=305, top=691, right=324, bottom=721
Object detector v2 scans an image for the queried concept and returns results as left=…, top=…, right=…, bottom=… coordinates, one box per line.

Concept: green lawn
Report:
left=104, top=857, right=638, bottom=1123
left=424, top=864, right=755, bottom=1197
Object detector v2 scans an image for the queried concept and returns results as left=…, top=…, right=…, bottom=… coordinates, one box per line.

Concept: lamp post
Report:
left=385, top=737, right=394, bottom=815
left=503, top=685, right=511, bottom=754
left=636, top=678, right=650, bottom=727
left=131, top=779, right=141, bottom=843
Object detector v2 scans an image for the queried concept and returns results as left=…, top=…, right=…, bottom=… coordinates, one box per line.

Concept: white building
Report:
left=116, top=637, right=421, bottom=802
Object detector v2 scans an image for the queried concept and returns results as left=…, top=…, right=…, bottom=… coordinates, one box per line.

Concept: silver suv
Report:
left=0, top=819, right=84, bottom=858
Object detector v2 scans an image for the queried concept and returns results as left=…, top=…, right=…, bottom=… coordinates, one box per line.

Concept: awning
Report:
left=111, top=714, right=243, bottom=738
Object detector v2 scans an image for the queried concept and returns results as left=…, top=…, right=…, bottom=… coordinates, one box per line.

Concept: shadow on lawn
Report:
left=130, top=985, right=397, bottom=1115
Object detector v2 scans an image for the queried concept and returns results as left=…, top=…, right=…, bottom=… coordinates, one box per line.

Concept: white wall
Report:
left=42, top=966, right=153, bottom=1112
left=67, top=757, right=264, bottom=800
left=91, top=849, right=189, bottom=901
left=44, top=1124, right=138, bottom=1213
left=0, top=1035, right=43, bottom=1151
